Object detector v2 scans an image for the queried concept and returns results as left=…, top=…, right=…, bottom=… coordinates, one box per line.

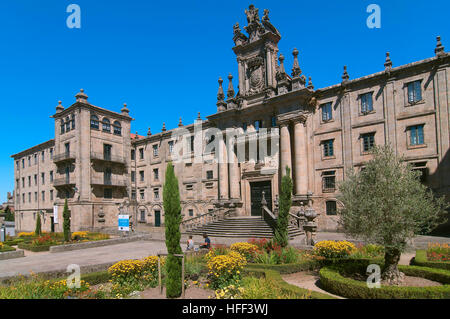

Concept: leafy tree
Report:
left=274, top=166, right=293, bottom=247
left=4, top=207, right=14, bottom=222
left=163, top=162, right=182, bottom=298
left=337, top=145, right=448, bottom=284
left=35, top=213, right=42, bottom=236
left=63, top=199, right=71, bottom=242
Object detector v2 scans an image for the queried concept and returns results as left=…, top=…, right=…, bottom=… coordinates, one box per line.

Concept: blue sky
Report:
left=0, top=0, right=449, bottom=203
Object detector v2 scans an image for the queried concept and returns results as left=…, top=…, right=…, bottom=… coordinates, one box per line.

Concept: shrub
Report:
left=31, top=235, right=57, bottom=247
left=207, top=251, right=247, bottom=289
left=412, top=250, right=450, bottom=270
left=205, top=245, right=230, bottom=262
left=351, top=244, right=385, bottom=259
left=34, top=214, right=42, bottom=236
left=71, top=231, right=89, bottom=241
left=0, top=243, right=16, bottom=252
left=230, top=242, right=259, bottom=261
left=319, top=263, right=450, bottom=299
left=313, top=240, right=356, bottom=259
left=18, top=232, right=35, bottom=238
left=253, top=245, right=300, bottom=265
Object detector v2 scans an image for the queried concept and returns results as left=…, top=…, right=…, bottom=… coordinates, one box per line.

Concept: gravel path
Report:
left=281, top=271, right=345, bottom=299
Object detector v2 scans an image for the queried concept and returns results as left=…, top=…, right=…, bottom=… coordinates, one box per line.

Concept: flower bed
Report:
left=319, top=262, right=450, bottom=299
left=426, top=243, right=449, bottom=262
left=0, top=242, right=16, bottom=252
left=313, top=240, right=356, bottom=259
left=412, top=249, right=450, bottom=270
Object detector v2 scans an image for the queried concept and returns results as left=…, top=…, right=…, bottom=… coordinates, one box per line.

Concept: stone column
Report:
left=219, top=137, right=229, bottom=200
left=280, top=122, right=292, bottom=177
left=293, top=117, right=308, bottom=195
left=228, top=141, right=240, bottom=199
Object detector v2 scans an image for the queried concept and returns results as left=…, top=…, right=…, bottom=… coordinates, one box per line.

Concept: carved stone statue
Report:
left=245, top=5, right=259, bottom=24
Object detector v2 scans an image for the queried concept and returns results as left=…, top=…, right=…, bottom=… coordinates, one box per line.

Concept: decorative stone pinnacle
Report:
left=162, top=122, right=166, bottom=132
left=291, top=48, right=301, bottom=77
left=279, top=54, right=286, bottom=73
left=435, top=36, right=445, bottom=57
left=178, top=117, right=183, bottom=127
left=217, top=77, right=225, bottom=101
left=227, top=73, right=235, bottom=98
left=134, top=131, right=139, bottom=139
left=121, top=103, right=129, bottom=115
left=384, top=52, right=393, bottom=71
left=75, top=88, right=88, bottom=103
left=147, top=127, right=151, bottom=136
left=342, top=65, right=349, bottom=82
left=197, top=112, right=201, bottom=121
left=307, top=77, right=314, bottom=90
left=56, top=100, right=64, bottom=112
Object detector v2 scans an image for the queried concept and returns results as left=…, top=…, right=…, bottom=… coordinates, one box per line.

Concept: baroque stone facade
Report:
left=11, top=5, right=450, bottom=233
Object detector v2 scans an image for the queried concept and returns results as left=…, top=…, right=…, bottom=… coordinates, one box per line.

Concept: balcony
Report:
left=91, top=176, right=128, bottom=187
left=91, top=152, right=125, bottom=165
left=53, top=152, right=75, bottom=163
left=53, top=177, right=75, bottom=187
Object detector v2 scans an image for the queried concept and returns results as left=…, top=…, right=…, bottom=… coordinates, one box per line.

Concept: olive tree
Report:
left=337, top=145, right=448, bottom=285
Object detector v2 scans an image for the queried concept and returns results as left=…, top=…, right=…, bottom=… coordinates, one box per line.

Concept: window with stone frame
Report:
left=322, top=139, right=334, bottom=158
left=113, top=121, right=121, bottom=135
left=139, top=170, right=144, bottom=182
left=131, top=190, right=136, bottom=200
left=139, top=189, right=145, bottom=200
left=188, top=209, right=194, bottom=217
left=102, top=118, right=111, bottom=132
left=50, top=171, right=53, bottom=182
left=41, top=172, right=45, bottom=185
left=321, top=102, right=332, bottom=122
left=322, top=171, right=336, bottom=192
left=153, top=188, right=160, bottom=200
left=50, top=190, right=53, bottom=201
left=41, top=191, right=45, bottom=202
left=326, top=201, right=337, bottom=215
left=139, top=148, right=144, bottom=160
left=206, top=170, right=214, bottom=180
left=90, top=114, right=99, bottom=129
left=407, top=80, right=422, bottom=104
left=140, top=210, right=146, bottom=222
left=153, top=144, right=159, bottom=157
left=104, top=188, right=112, bottom=199
left=411, top=161, right=428, bottom=184
left=131, top=171, right=135, bottom=182
left=168, top=140, right=174, bottom=154
left=360, top=92, right=373, bottom=114
left=361, top=132, right=375, bottom=153
left=408, top=124, right=425, bottom=146
left=153, top=168, right=159, bottom=181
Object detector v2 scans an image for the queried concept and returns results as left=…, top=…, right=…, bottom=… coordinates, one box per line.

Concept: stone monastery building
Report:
left=11, top=5, right=450, bottom=235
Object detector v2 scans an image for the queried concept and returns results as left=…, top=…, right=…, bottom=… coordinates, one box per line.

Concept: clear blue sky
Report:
left=1, top=0, right=449, bottom=203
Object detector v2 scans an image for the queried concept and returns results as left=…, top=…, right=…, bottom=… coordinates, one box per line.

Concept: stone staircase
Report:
left=185, top=216, right=303, bottom=238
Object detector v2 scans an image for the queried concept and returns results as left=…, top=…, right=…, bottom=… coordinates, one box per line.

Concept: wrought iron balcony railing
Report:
left=90, top=152, right=125, bottom=164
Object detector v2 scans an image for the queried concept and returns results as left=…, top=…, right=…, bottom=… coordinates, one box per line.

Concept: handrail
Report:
left=288, top=212, right=305, bottom=231
left=181, top=207, right=234, bottom=232
left=261, top=205, right=277, bottom=230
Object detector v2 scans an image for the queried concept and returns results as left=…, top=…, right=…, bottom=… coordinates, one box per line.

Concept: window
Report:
left=131, top=190, right=136, bottom=200
left=188, top=209, right=194, bottom=217
left=22, top=193, right=25, bottom=203
left=104, top=188, right=112, bottom=199
left=65, top=116, right=70, bottom=132
left=139, top=148, right=144, bottom=160
left=34, top=192, right=37, bottom=202
left=104, top=144, right=112, bottom=161
left=407, top=80, right=422, bottom=104
left=131, top=149, right=135, bottom=160
left=254, top=120, right=262, bottom=131
left=322, top=171, right=336, bottom=192
left=34, top=174, right=37, bottom=186
left=102, top=118, right=111, bottom=132
left=41, top=191, right=45, bottom=201
left=271, top=116, right=277, bottom=127
left=242, top=122, right=247, bottom=132
left=50, top=148, right=53, bottom=159
left=154, top=188, right=160, bottom=200
left=131, top=171, right=135, bottom=182
left=139, top=171, right=144, bottom=182
left=41, top=173, right=45, bottom=185
left=50, top=171, right=53, bottom=182
left=28, top=176, right=31, bottom=187
left=90, top=114, right=99, bottom=129
left=28, top=156, right=31, bottom=166
left=22, top=177, right=25, bottom=188
left=22, top=159, right=25, bottom=168
left=50, top=190, right=53, bottom=201
left=206, top=170, right=213, bottom=180
left=153, top=169, right=159, bottom=180
left=153, top=144, right=159, bottom=157
left=409, top=125, right=424, bottom=146
left=139, top=189, right=145, bottom=200
left=60, top=119, right=65, bottom=134
left=71, top=114, right=75, bottom=130
left=322, top=139, right=334, bottom=157
left=34, top=154, right=37, bottom=165
left=188, top=136, right=194, bottom=153
left=326, top=201, right=337, bottom=215
left=41, top=151, right=45, bottom=163
left=361, top=133, right=375, bottom=152
left=321, top=103, right=332, bottom=122
left=360, top=92, right=373, bottom=114
left=168, top=141, right=174, bottom=154
left=412, top=162, right=428, bottom=184
left=113, top=121, right=121, bottom=135
left=65, top=142, right=70, bottom=155
left=140, top=210, right=146, bottom=222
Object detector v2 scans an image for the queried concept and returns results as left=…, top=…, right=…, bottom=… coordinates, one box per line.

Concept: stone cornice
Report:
left=11, top=139, right=55, bottom=159
left=52, top=102, right=134, bottom=122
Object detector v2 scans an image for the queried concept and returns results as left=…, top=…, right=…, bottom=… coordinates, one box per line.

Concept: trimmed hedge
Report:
left=319, top=262, right=450, bottom=299
left=0, top=245, right=16, bottom=252
left=411, top=250, right=450, bottom=270
left=244, top=267, right=336, bottom=299
left=246, top=259, right=321, bottom=273
left=4, top=239, right=25, bottom=246
left=17, top=242, right=55, bottom=252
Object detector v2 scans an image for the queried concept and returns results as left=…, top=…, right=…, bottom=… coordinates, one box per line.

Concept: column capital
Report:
left=292, top=114, right=307, bottom=125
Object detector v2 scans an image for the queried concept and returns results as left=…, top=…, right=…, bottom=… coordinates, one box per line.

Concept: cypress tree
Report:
left=274, top=166, right=293, bottom=247
left=163, top=162, right=182, bottom=298
left=35, top=213, right=42, bottom=236
left=63, top=199, right=71, bottom=242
